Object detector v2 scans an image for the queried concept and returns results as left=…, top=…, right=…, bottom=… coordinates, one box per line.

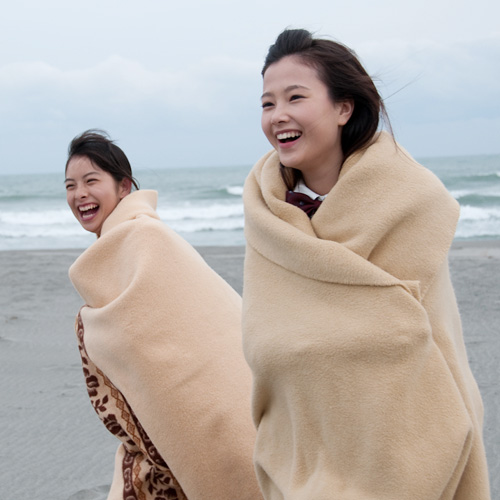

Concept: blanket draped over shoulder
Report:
left=242, top=132, right=490, bottom=500
left=69, top=190, right=262, bottom=500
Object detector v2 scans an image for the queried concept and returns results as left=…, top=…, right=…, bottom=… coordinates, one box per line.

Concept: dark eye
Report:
left=290, top=94, right=304, bottom=101
left=261, top=101, right=274, bottom=109
left=65, top=184, right=74, bottom=190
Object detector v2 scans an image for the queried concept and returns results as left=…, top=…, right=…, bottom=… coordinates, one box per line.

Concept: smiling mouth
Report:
left=277, top=131, right=302, bottom=143
left=79, top=204, right=99, bottom=220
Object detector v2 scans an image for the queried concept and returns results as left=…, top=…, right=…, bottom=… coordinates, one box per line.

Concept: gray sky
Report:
left=1, top=0, right=499, bottom=174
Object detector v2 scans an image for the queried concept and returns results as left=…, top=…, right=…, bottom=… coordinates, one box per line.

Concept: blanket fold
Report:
left=70, top=190, right=262, bottom=500
left=242, top=132, right=490, bottom=499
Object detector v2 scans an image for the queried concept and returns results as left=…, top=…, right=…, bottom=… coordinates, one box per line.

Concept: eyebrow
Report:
left=64, top=170, right=101, bottom=183
left=261, top=84, right=310, bottom=99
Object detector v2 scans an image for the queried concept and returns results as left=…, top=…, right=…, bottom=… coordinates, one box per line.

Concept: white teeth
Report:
left=79, top=204, right=98, bottom=212
left=277, top=131, right=301, bottom=140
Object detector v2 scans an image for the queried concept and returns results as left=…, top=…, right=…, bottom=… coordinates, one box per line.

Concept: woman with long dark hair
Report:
left=242, top=29, right=490, bottom=499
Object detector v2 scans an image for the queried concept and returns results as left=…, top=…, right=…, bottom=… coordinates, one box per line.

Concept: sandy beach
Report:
left=1, top=241, right=499, bottom=500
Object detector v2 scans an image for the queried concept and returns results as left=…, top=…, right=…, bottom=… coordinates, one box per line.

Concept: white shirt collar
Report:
left=295, top=179, right=327, bottom=201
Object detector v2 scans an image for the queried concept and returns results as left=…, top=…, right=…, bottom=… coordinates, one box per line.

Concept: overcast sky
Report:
left=0, top=0, right=499, bottom=174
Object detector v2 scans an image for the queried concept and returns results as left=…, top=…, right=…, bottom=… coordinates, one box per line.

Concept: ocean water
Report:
left=0, top=154, right=499, bottom=251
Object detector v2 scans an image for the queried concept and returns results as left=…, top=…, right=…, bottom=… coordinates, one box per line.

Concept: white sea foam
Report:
left=459, top=205, right=500, bottom=221
left=226, top=185, right=244, bottom=196
left=157, top=202, right=243, bottom=222
left=1, top=157, right=499, bottom=250
left=456, top=221, right=500, bottom=239
left=455, top=205, right=500, bottom=239
left=0, top=208, right=74, bottom=226
left=450, top=189, right=475, bottom=199
left=0, top=201, right=245, bottom=250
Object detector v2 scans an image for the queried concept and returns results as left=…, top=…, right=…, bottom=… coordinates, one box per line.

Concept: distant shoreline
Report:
left=1, top=237, right=499, bottom=254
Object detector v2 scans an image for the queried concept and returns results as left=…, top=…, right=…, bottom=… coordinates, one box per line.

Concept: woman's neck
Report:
left=301, top=161, right=343, bottom=196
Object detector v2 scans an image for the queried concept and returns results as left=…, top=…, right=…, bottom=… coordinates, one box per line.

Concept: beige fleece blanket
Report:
left=69, top=190, right=262, bottom=500
left=74, top=311, right=187, bottom=499
left=242, top=132, right=490, bottom=499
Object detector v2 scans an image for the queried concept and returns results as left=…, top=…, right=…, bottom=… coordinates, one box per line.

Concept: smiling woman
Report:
left=65, top=130, right=138, bottom=236
left=64, top=130, right=262, bottom=500
left=65, top=157, right=131, bottom=236
left=261, top=56, right=354, bottom=194
left=242, top=28, right=491, bottom=500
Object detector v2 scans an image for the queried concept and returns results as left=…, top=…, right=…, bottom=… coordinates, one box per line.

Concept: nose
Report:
left=270, top=102, right=289, bottom=125
left=74, top=183, right=88, bottom=199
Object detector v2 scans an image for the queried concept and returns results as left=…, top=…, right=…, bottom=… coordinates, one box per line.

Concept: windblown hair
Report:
left=66, top=129, right=139, bottom=190
left=263, top=28, right=391, bottom=190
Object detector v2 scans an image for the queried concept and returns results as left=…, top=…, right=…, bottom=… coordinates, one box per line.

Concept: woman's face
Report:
left=65, top=156, right=130, bottom=236
left=261, top=55, right=353, bottom=191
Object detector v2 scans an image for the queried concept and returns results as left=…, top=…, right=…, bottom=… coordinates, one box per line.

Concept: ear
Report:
left=337, top=99, right=354, bottom=126
left=119, top=178, right=132, bottom=199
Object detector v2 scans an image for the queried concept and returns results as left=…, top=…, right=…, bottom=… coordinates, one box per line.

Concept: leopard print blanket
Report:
left=76, top=312, right=187, bottom=500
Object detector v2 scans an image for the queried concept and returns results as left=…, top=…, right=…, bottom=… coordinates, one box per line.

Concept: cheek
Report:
left=66, top=193, right=80, bottom=220
left=103, top=191, right=122, bottom=214
left=261, top=114, right=274, bottom=142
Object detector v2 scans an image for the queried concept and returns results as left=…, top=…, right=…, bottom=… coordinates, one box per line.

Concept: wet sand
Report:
left=0, top=241, right=498, bottom=499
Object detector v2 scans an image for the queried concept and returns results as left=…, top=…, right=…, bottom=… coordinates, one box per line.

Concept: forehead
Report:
left=262, top=55, right=322, bottom=90
left=66, top=156, right=102, bottom=177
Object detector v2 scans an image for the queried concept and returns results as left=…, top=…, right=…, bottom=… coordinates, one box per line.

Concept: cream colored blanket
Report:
left=242, top=132, right=490, bottom=499
left=70, top=190, right=262, bottom=500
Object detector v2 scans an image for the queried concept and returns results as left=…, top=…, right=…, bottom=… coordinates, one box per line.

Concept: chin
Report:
left=279, top=159, right=301, bottom=171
